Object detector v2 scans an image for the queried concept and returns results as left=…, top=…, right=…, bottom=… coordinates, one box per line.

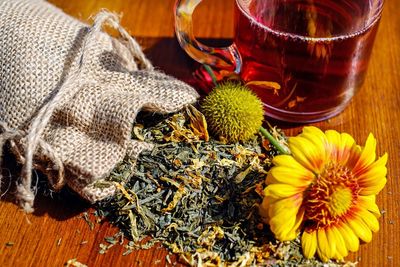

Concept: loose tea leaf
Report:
left=81, top=212, right=94, bottom=231
left=5, top=242, right=14, bottom=247
left=96, top=107, right=355, bottom=267
left=65, top=259, right=87, bottom=267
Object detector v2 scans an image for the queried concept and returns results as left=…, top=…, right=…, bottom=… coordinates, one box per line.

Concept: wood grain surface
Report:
left=1, top=0, right=399, bottom=266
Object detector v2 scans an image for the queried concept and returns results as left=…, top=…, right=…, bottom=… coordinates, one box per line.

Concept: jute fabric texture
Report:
left=0, top=0, right=199, bottom=212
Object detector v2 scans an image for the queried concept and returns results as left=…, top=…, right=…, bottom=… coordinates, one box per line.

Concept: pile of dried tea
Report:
left=95, top=107, right=355, bottom=266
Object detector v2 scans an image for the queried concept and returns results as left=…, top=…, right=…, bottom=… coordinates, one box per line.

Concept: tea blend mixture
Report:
left=93, top=107, right=356, bottom=267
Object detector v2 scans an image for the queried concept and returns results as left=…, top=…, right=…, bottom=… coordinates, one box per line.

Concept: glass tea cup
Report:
left=174, top=0, right=384, bottom=122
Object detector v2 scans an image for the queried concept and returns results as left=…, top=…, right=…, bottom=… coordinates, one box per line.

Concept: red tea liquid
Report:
left=234, top=0, right=382, bottom=122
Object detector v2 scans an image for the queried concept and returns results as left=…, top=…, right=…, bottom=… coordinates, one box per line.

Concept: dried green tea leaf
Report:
left=96, top=109, right=354, bottom=267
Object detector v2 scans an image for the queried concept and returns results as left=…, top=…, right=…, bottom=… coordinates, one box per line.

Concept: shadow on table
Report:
left=0, top=147, right=90, bottom=220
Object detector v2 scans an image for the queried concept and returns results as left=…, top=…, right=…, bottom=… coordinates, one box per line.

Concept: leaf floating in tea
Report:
left=245, top=81, right=281, bottom=95
left=288, top=96, right=307, bottom=109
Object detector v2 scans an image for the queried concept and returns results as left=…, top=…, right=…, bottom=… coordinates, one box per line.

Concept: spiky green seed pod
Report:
left=201, top=82, right=264, bottom=142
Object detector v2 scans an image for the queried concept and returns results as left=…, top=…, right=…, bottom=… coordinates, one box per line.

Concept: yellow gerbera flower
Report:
left=260, top=126, right=387, bottom=262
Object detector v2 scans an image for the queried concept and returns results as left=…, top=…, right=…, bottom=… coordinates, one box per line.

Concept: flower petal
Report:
left=353, top=133, right=377, bottom=174
left=267, top=195, right=303, bottom=241
left=272, top=154, right=309, bottom=170
left=300, top=129, right=327, bottom=162
left=270, top=210, right=303, bottom=241
left=345, top=145, right=363, bottom=170
left=330, top=226, right=348, bottom=259
left=346, top=216, right=372, bottom=243
left=337, top=223, right=359, bottom=252
left=302, top=230, right=317, bottom=259
left=336, top=132, right=356, bottom=165
left=359, top=177, right=387, bottom=196
left=266, top=194, right=301, bottom=217
left=266, top=166, right=314, bottom=187
left=289, top=136, right=325, bottom=173
left=358, top=153, right=388, bottom=195
left=358, top=161, right=387, bottom=184
left=302, top=126, right=326, bottom=141
left=264, top=184, right=304, bottom=198
left=358, top=195, right=381, bottom=217
left=324, top=130, right=358, bottom=163
left=324, top=130, right=356, bottom=166
left=316, top=247, right=329, bottom=262
left=317, top=229, right=333, bottom=259
left=324, top=129, right=343, bottom=162
left=269, top=216, right=297, bottom=240
left=357, top=209, right=380, bottom=232
left=267, top=196, right=301, bottom=218
left=292, top=207, right=305, bottom=232
left=325, top=227, right=337, bottom=259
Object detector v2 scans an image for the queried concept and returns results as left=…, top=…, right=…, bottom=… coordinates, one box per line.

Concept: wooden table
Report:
left=1, top=0, right=399, bottom=266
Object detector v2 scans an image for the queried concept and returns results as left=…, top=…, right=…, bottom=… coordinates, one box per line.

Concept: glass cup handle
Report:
left=174, top=0, right=242, bottom=73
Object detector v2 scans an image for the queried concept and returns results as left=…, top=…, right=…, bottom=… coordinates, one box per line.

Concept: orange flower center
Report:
left=304, top=162, right=359, bottom=229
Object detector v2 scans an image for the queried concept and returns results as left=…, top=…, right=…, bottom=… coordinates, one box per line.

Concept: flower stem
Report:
left=203, top=64, right=218, bottom=87
left=259, top=126, right=290, bottom=155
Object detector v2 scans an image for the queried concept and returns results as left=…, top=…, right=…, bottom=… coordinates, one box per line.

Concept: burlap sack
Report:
left=0, top=0, right=199, bottom=212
